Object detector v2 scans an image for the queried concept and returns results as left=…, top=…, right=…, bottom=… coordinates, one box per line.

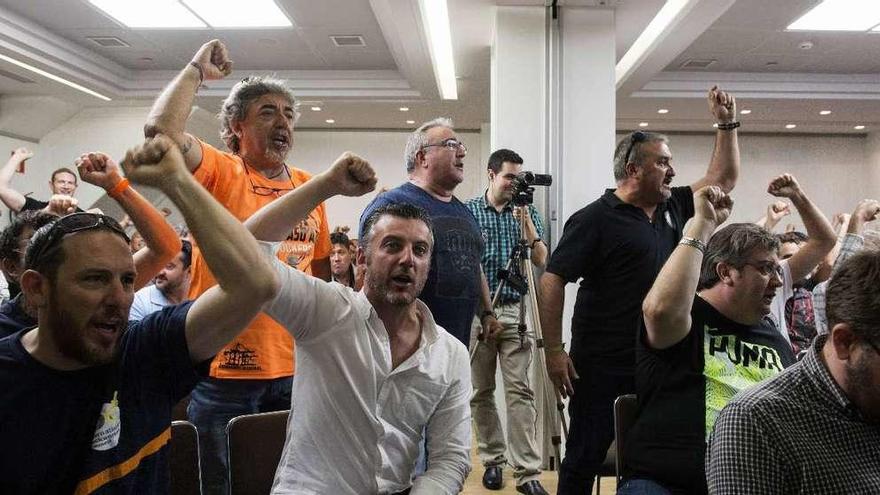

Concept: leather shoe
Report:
left=516, top=480, right=550, bottom=495
left=482, top=466, right=503, bottom=490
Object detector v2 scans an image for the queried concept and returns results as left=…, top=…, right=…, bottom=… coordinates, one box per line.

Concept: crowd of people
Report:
left=0, top=37, right=877, bottom=495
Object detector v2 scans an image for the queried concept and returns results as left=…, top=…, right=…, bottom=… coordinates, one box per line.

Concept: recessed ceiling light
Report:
left=638, top=122, right=649, bottom=127
left=0, top=53, right=111, bottom=101
left=740, top=109, right=752, bottom=115
left=182, top=0, right=292, bottom=27
left=88, top=0, right=206, bottom=28
left=854, top=125, right=866, bottom=130
left=819, top=110, right=832, bottom=115
left=399, top=107, right=410, bottom=112
left=417, top=0, right=457, bottom=99
left=325, top=119, right=335, bottom=124
left=788, top=0, right=880, bottom=32
left=406, top=120, right=415, bottom=124
left=657, top=108, right=669, bottom=114
left=311, top=106, right=322, bottom=112
left=785, top=124, right=797, bottom=129
left=712, top=123, right=719, bottom=128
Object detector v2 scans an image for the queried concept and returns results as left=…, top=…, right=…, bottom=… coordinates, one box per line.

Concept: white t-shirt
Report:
left=769, top=259, right=794, bottom=345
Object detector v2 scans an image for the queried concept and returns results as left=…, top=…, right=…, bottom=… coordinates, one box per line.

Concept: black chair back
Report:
left=227, top=410, right=291, bottom=495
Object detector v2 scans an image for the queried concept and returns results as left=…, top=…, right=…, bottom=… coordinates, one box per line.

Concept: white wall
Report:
left=613, top=132, right=869, bottom=229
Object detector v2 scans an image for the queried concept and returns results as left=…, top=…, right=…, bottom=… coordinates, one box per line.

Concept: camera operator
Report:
left=465, top=149, right=549, bottom=494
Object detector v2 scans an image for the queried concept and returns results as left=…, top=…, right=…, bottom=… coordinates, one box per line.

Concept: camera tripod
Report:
left=471, top=213, right=569, bottom=469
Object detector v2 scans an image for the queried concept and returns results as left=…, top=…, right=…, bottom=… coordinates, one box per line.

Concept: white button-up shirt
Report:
left=259, top=242, right=472, bottom=495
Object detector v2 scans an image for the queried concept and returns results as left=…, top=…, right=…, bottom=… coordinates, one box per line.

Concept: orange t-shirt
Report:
left=189, top=140, right=331, bottom=379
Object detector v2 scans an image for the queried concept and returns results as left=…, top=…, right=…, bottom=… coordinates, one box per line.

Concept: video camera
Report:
left=510, top=171, right=552, bottom=206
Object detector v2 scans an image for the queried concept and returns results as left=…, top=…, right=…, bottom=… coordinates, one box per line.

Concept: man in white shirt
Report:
left=130, top=240, right=192, bottom=321
left=245, top=152, right=471, bottom=495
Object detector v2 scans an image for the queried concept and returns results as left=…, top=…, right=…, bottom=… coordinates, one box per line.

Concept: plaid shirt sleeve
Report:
left=706, top=402, right=790, bottom=494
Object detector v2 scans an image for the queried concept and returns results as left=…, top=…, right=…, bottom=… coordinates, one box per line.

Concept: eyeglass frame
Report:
left=421, top=138, right=468, bottom=155
left=739, top=260, right=784, bottom=279
left=26, top=212, right=130, bottom=271
left=243, top=163, right=296, bottom=197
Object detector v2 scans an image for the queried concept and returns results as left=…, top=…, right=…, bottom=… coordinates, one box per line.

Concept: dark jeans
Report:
left=188, top=375, right=293, bottom=495
left=557, top=360, right=634, bottom=495
left=617, top=479, right=672, bottom=495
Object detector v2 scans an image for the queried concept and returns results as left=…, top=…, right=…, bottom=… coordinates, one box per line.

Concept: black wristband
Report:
left=530, top=238, right=542, bottom=248
left=480, top=310, right=495, bottom=320
left=716, top=121, right=741, bottom=131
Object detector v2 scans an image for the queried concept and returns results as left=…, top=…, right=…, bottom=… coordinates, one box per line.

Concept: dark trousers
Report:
left=557, top=360, right=634, bottom=494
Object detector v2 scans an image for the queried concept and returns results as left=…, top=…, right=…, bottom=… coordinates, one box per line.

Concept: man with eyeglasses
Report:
left=708, top=250, right=880, bottom=494
left=619, top=187, right=795, bottom=494
left=145, top=39, right=332, bottom=493
left=359, top=118, right=498, bottom=348
left=539, top=86, right=741, bottom=493
left=0, top=136, right=279, bottom=494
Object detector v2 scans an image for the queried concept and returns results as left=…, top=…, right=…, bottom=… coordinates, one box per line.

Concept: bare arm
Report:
left=144, top=40, right=233, bottom=172
left=0, top=148, right=31, bottom=212
left=644, top=187, right=732, bottom=349
left=518, top=206, right=548, bottom=269
left=121, top=135, right=278, bottom=363
left=754, top=201, right=790, bottom=232
left=539, top=271, right=578, bottom=397
left=768, top=174, right=835, bottom=283
left=691, top=86, right=739, bottom=193
left=77, top=152, right=181, bottom=290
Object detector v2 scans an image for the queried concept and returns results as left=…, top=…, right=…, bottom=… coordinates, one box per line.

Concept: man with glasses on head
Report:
left=145, top=39, right=332, bottom=493
left=539, top=87, right=741, bottom=493
left=620, top=188, right=795, bottom=494
left=0, top=136, right=278, bottom=494
left=707, top=250, right=880, bottom=494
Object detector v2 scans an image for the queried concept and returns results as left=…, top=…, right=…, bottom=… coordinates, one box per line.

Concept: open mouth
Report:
left=391, top=273, right=414, bottom=286
left=271, top=133, right=290, bottom=148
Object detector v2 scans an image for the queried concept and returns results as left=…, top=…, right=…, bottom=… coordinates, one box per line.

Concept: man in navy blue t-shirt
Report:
left=0, top=136, right=278, bottom=494
left=360, top=117, right=500, bottom=347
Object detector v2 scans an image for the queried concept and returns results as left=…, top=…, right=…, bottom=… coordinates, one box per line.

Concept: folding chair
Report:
left=169, top=420, right=201, bottom=495
left=613, top=394, right=638, bottom=483
left=226, top=410, right=290, bottom=495
left=594, top=441, right=617, bottom=495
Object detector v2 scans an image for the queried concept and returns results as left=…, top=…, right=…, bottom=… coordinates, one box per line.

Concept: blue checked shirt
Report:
left=465, top=192, right=544, bottom=304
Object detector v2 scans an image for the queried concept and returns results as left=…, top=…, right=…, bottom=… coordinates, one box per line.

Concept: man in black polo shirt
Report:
left=621, top=189, right=794, bottom=494
left=539, top=86, right=741, bottom=493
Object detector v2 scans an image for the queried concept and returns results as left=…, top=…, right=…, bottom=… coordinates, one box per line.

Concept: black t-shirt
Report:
left=0, top=293, right=35, bottom=338
left=20, top=195, right=85, bottom=213
left=545, top=187, right=694, bottom=370
left=624, top=296, right=795, bottom=494
left=0, top=302, right=200, bottom=494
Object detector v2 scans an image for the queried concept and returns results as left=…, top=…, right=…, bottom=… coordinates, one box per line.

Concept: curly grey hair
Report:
left=404, top=117, right=454, bottom=173
left=218, top=76, right=300, bottom=153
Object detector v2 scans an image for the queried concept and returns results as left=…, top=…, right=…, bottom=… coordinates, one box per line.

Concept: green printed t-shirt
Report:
left=623, top=295, right=795, bottom=494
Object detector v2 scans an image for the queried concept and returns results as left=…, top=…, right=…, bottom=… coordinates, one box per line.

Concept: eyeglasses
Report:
left=740, top=261, right=784, bottom=278
left=27, top=213, right=129, bottom=269
left=622, top=131, right=648, bottom=165
left=422, top=138, right=467, bottom=155
left=243, top=164, right=295, bottom=197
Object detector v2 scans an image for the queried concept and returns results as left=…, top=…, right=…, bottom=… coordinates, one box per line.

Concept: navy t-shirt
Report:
left=0, top=293, right=36, bottom=338
left=359, top=182, right=484, bottom=346
left=0, top=302, right=199, bottom=494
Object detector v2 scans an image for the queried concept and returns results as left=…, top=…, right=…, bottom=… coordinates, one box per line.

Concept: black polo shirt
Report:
left=546, top=186, right=694, bottom=372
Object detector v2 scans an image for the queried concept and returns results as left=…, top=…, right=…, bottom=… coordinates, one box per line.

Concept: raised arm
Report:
left=245, top=151, right=376, bottom=240
left=121, top=135, right=278, bottom=363
left=144, top=40, right=233, bottom=172
left=767, top=174, right=836, bottom=282
left=76, top=152, right=181, bottom=290
left=754, top=200, right=790, bottom=232
left=690, top=86, right=739, bottom=193
left=643, top=186, right=732, bottom=349
left=0, top=148, right=32, bottom=212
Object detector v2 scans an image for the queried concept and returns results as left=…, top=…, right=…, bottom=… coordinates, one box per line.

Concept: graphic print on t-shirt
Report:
left=91, top=391, right=121, bottom=451
left=703, top=325, right=786, bottom=437
left=218, top=342, right=262, bottom=371
left=280, top=218, right=320, bottom=268
left=432, top=217, right=482, bottom=299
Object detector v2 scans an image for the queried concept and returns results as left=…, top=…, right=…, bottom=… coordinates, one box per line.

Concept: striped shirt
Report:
left=465, top=192, right=544, bottom=303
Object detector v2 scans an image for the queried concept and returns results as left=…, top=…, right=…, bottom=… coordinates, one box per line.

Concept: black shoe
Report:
left=482, top=466, right=503, bottom=490
left=516, top=480, right=550, bottom=495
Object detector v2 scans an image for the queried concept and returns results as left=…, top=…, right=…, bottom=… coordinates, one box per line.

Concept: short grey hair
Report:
left=218, top=76, right=300, bottom=153
left=612, top=131, right=669, bottom=182
left=404, top=117, right=454, bottom=173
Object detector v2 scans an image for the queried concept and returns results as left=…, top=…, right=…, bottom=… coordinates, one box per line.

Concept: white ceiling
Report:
left=0, top=0, right=876, bottom=139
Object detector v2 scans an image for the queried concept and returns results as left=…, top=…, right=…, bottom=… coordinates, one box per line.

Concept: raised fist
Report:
left=708, top=85, right=736, bottom=124
left=77, top=152, right=123, bottom=191
left=767, top=174, right=802, bottom=199
left=853, top=199, right=880, bottom=224
left=10, top=147, right=33, bottom=162
left=693, top=185, right=733, bottom=226
left=767, top=201, right=791, bottom=222
left=191, top=39, right=233, bottom=80
left=121, top=135, right=187, bottom=190
left=44, top=194, right=78, bottom=216
left=324, top=152, right=377, bottom=197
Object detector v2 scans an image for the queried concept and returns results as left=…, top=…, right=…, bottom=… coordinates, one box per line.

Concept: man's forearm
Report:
left=538, top=273, right=565, bottom=348
left=245, top=176, right=333, bottom=241
left=705, top=129, right=740, bottom=193
left=115, top=185, right=181, bottom=289
left=144, top=65, right=201, bottom=143
left=791, top=192, right=834, bottom=244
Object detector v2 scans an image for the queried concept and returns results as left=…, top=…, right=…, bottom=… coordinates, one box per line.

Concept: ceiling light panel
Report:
left=89, top=0, right=206, bottom=28
left=788, top=0, right=880, bottom=31
left=184, top=0, right=292, bottom=28
left=418, top=0, right=458, bottom=100
left=0, top=53, right=111, bottom=100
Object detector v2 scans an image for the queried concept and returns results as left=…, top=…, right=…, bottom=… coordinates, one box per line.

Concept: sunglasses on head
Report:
left=27, top=213, right=129, bottom=269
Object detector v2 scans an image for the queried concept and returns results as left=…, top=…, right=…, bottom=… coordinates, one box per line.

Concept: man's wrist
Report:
left=545, top=342, right=565, bottom=353
left=480, top=310, right=496, bottom=321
